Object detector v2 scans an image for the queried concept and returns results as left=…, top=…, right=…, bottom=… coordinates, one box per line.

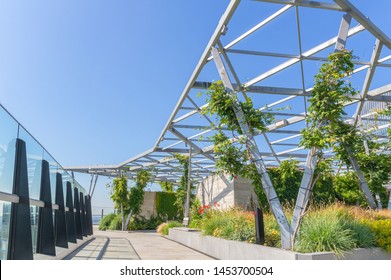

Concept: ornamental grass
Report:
left=189, top=203, right=391, bottom=254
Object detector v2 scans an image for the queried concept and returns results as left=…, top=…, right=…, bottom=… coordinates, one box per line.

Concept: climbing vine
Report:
left=202, top=81, right=274, bottom=178
left=300, top=50, right=362, bottom=163
left=173, top=153, right=194, bottom=216
left=300, top=49, right=391, bottom=208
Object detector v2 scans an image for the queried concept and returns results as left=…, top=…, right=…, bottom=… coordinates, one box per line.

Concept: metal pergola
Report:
left=66, top=0, right=391, bottom=186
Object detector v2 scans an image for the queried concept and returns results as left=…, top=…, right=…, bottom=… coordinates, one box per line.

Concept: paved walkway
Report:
left=67, top=226, right=213, bottom=260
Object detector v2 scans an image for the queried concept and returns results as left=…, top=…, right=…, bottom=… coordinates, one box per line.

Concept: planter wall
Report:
left=168, top=228, right=391, bottom=260
left=197, top=174, right=258, bottom=209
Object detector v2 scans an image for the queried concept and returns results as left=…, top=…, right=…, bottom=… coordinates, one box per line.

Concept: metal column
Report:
left=54, top=173, right=68, bottom=248
left=7, top=138, right=33, bottom=260
left=66, top=182, right=77, bottom=243
left=388, top=190, right=391, bottom=210
left=183, top=147, right=192, bottom=223
left=74, top=187, right=83, bottom=240
left=79, top=192, right=87, bottom=237
left=36, top=160, right=56, bottom=256
left=85, top=195, right=93, bottom=235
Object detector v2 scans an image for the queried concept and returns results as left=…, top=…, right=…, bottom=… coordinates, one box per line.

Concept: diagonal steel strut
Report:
left=211, top=46, right=292, bottom=249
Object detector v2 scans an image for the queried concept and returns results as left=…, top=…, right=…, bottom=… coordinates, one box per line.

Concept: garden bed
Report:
left=168, top=228, right=391, bottom=260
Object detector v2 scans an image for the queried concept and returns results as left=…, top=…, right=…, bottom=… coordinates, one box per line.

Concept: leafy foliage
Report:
left=159, top=181, right=174, bottom=192
left=128, top=215, right=164, bottom=230
left=364, top=219, right=391, bottom=253
left=201, top=81, right=274, bottom=178
left=203, top=81, right=273, bottom=135
left=300, top=50, right=359, bottom=157
left=107, top=175, right=129, bottom=211
left=109, top=214, right=122, bottom=230
left=300, top=50, right=391, bottom=208
left=129, top=169, right=151, bottom=216
left=333, top=171, right=364, bottom=205
left=98, top=213, right=117, bottom=230
left=155, top=192, right=179, bottom=220
left=106, top=170, right=151, bottom=230
left=189, top=198, right=202, bottom=228
left=173, top=154, right=194, bottom=216
left=251, top=159, right=335, bottom=210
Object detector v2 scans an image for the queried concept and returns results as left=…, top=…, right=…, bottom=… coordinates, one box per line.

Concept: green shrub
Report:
left=128, top=215, right=163, bottom=230
left=188, top=218, right=202, bottom=229
left=98, top=213, right=116, bottom=230
left=333, top=172, right=366, bottom=205
left=364, top=219, right=391, bottom=253
left=109, top=214, right=122, bottom=230
left=189, top=198, right=202, bottom=224
left=156, top=192, right=179, bottom=220
left=253, top=161, right=336, bottom=211
left=162, top=221, right=183, bottom=235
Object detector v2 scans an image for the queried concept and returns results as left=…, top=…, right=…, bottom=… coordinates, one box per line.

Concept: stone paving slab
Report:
left=66, top=236, right=107, bottom=260
left=101, top=238, right=139, bottom=260
left=93, top=226, right=214, bottom=260
left=66, top=227, right=213, bottom=260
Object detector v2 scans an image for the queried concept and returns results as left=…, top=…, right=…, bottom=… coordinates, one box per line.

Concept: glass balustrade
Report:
left=0, top=104, right=89, bottom=259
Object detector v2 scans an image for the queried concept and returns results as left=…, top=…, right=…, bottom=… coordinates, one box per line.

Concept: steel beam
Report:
left=193, top=81, right=307, bottom=96
left=169, top=127, right=215, bottom=161
left=334, top=0, right=391, bottom=49
left=245, top=24, right=364, bottom=87
left=154, top=0, right=241, bottom=149
left=291, top=13, right=352, bottom=239
left=224, top=5, right=292, bottom=50
left=211, top=46, right=292, bottom=249
left=255, top=0, right=343, bottom=11
left=346, top=146, right=377, bottom=209
left=354, top=39, right=383, bottom=125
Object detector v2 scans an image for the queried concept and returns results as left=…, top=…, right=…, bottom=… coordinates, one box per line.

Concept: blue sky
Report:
left=0, top=0, right=390, bottom=211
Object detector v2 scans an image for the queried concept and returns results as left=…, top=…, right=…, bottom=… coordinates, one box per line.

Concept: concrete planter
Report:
left=168, top=228, right=391, bottom=260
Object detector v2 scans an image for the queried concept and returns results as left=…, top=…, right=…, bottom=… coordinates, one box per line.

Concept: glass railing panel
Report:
left=44, top=151, right=59, bottom=204
left=30, top=205, right=39, bottom=254
left=0, top=107, right=18, bottom=194
left=61, top=170, right=73, bottom=204
left=18, top=128, right=44, bottom=200
left=0, top=201, right=11, bottom=260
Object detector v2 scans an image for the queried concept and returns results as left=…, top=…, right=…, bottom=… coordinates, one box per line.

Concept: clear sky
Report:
left=0, top=0, right=390, bottom=213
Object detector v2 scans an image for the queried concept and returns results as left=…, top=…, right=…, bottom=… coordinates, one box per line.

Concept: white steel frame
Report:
left=66, top=0, right=391, bottom=188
